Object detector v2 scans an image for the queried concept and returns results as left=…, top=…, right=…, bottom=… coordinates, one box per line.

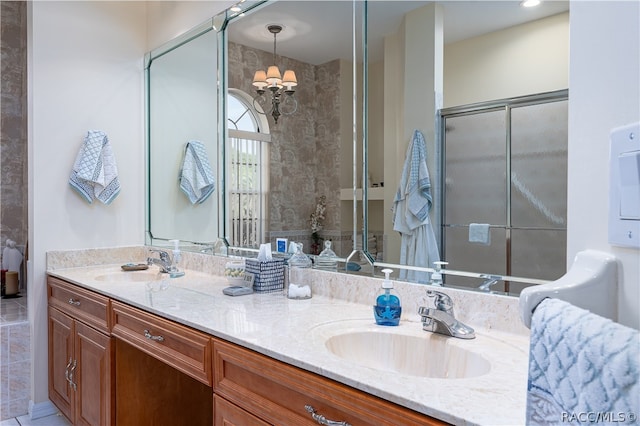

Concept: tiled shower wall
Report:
left=1, top=1, right=29, bottom=256
left=1, top=1, right=30, bottom=421
left=0, top=298, right=30, bottom=420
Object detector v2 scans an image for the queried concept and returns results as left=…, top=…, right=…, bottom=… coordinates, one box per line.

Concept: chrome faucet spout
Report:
left=147, top=249, right=172, bottom=273
left=418, top=307, right=476, bottom=339
left=419, top=290, right=475, bottom=339
left=478, top=274, right=502, bottom=291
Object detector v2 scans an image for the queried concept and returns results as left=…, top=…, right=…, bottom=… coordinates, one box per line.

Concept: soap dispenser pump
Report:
left=430, top=261, right=448, bottom=286
left=373, top=268, right=401, bottom=326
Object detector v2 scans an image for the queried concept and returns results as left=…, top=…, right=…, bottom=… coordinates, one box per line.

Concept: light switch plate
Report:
left=608, top=122, right=640, bottom=248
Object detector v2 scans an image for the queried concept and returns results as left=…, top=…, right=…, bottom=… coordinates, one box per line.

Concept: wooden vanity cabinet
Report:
left=115, top=338, right=212, bottom=426
left=48, top=276, right=448, bottom=426
left=111, top=300, right=213, bottom=425
left=110, top=300, right=212, bottom=385
left=212, top=338, right=447, bottom=426
left=214, top=394, right=270, bottom=426
left=48, top=277, right=114, bottom=426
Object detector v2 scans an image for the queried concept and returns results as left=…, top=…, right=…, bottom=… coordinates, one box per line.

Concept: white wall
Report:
left=444, top=12, right=569, bottom=107
left=28, top=1, right=147, bottom=408
left=146, top=1, right=233, bottom=50
left=27, top=0, right=232, bottom=412
left=568, top=1, right=640, bottom=330
left=382, top=4, right=444, bottom=269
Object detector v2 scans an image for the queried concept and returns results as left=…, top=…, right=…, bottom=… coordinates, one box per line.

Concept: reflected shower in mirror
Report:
left=364, top=1, right=570, bottom=293
left=440, top=92, right=568, bottom=294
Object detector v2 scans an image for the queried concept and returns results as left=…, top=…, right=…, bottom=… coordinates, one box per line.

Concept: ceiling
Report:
left=227, top=0, right=569, bottom=65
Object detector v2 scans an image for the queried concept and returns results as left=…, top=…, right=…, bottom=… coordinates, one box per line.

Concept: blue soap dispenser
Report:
left=374, top=268, right=401, bottom=326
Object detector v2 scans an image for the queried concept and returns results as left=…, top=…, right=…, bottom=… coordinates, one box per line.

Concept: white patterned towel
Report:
left=69, top=130, right=120, bottom=204
left=179, top=140, right=215, bottom=204
left=527, top=298, right=639, bottom=425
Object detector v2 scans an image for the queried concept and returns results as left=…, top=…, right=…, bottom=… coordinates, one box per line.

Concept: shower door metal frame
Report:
left=439, top=89, right=568, bottom=292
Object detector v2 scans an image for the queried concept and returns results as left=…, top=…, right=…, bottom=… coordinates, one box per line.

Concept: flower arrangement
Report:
left=310, top=195, right=326, bottom=245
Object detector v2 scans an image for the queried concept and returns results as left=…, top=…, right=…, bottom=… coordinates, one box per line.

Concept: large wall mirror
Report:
left=225, top=0, right=365, bottom=259
left=145, top=0, right=570, bottom=296
left=145, top=19, right=223, bottom=248
left=362, top=1, right=569, bottom=294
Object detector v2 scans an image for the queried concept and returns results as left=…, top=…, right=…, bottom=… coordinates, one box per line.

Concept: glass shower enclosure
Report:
left=440, top=90, right=568, bottom=293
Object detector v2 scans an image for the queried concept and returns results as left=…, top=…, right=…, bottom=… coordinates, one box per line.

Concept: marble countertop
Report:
left=48, top=264, right=530, bottom=426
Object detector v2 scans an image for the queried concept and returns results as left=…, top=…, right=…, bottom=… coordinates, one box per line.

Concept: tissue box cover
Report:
left=245, top=258, right=285, bottom=293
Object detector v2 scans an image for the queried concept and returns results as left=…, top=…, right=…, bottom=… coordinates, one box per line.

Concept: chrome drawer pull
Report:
left=69, top=360, right=77, bottom=391
left=304, top=405, right=351, bottom=426
left=144, top=329, right=165, bottom=342
left=65, top=357, right=73, bottom=383
left=68, top=298, right=81, bottom=306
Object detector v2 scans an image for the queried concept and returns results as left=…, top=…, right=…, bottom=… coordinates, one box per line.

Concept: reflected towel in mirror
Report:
left=179, top=140, right=216, bottom=204
left=469, top=223, right=491, bottom=245
left=69, top=130, right=120, bottom=204
left=527, top=298, right=639, bottom=425
left=392, top=130, right=440, bottom=283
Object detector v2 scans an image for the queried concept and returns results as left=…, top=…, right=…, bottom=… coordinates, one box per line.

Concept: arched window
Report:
left=227, top=89, right=270, bottom=248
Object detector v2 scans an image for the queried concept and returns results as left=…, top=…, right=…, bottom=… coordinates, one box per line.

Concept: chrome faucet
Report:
left=478, top=274, right=502, bottom=292
left=147, top=249, right=173, bottom=273
left=418, top=290, right=475, bottom=339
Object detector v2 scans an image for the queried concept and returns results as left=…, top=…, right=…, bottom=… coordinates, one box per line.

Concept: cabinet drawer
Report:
left=47, top=276, right=110, bottom=333
left=214, top=394, right=270, bottom=426
left=212, top=339, right=446, bottom=426
left=111, top=301, right=211, bottom=386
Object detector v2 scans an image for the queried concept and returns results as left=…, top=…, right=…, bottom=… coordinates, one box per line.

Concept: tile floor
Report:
left=0, top=413, right=71, bottom=426
left=0, top=295, right=71, bottom=425
left=0, top=296, right=28, bottom=324
left=0, top=295, right=30, bottom=420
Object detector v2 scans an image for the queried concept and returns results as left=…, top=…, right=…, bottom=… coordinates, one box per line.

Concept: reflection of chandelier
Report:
left=252, top=25, right=298, bottom=124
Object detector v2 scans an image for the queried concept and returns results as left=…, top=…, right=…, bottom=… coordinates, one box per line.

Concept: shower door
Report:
left=440, top=90, right=568, bottom=293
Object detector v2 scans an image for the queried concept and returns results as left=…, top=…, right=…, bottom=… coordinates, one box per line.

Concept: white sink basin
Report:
left=325, top=330, right=490, bottom=378
left=311, top=320, right=493, bottom=379
left=95, top=271, right=165, bottom=282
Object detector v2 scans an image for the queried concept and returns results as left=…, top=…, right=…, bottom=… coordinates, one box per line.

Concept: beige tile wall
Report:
left=1, top=2, right=28, bottom=260
left=0, top=3, right=29, bottom=419
left=0, top=320, right=30, bottom=420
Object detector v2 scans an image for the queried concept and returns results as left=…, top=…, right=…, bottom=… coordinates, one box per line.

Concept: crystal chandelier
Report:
left=252, top=25, right=298, bottom=124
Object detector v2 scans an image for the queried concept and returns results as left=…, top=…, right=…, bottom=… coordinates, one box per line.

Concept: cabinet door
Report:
left=214, top=395, right=270, bottom=426
left=48, top=307, right=75, bottom=423
left=75, top=321, right=114, bottom=426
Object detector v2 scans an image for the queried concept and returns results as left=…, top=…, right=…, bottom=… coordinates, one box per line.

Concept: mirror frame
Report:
left=144, top=18, right=221, bottom=249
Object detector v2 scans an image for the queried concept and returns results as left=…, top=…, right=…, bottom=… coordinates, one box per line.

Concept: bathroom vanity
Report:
left=46, top=258, right=529, bottom=426
left=48, top=277, right=113, bottom=425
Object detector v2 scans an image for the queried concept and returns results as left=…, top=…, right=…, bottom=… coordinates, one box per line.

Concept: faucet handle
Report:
left=426, top=289, right=454, bottom=315
left=148, top=249, right=171, bottom=262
